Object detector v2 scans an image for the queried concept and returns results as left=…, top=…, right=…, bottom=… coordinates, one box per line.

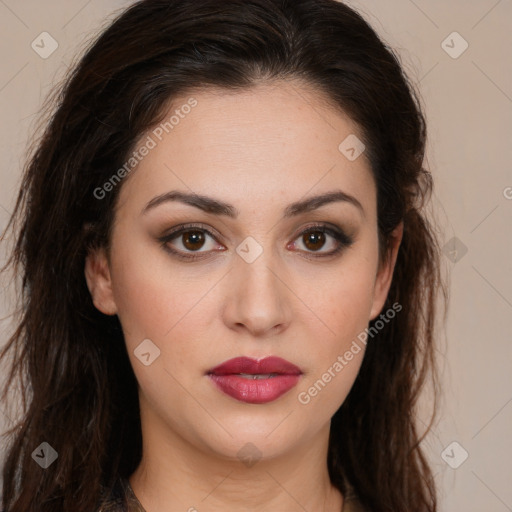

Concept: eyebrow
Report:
left=141, top=189, right=365, bottom=219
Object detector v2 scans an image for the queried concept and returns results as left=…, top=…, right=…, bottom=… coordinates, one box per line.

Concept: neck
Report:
left=129, top=406, right=344, bottom=511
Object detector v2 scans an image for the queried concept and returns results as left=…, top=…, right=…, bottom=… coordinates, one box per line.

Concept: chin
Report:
left=193, top=414, right=310, bottom=464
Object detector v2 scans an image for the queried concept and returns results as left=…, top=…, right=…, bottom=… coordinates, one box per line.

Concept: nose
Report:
left=221, top=249, right=292, bottom=338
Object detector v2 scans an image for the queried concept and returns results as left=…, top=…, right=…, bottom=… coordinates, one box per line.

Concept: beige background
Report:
left=0, top=1, right=511, bottom=510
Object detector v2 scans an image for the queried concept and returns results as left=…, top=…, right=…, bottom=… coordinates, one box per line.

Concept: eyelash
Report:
left=158, top=222, right=354, bottom=261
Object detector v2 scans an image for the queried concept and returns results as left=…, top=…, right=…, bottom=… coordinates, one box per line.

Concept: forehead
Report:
left=118, top=80, right=376, bottom=220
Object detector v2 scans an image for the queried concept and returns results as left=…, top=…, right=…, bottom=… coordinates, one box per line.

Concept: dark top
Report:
left=96, top=476, right=367, bottom=511
left=97, top=477, right=145, bottom=511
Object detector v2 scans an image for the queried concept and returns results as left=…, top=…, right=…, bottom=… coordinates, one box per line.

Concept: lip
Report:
left=207, top=356, right=302, bottom=404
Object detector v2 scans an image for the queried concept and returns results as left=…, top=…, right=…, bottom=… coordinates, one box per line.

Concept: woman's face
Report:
left=86, top=80, right=401, bottom=462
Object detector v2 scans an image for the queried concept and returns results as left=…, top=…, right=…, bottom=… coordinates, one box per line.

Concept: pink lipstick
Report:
left=207, top=356, right=302, bottom=404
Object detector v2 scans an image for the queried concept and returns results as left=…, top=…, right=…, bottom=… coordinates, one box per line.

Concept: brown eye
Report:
left=292, top=224, right=354, bottom=258
left=159, top=224, right=221, bottom=260
left=302, top=231, right=327, bottom=251
left=181, top=230, right=207, bottom=251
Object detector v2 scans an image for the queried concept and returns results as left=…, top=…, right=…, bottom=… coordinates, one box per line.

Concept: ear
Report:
left=369, top=221, right=403, bottom=320
left=84, top=246, right=118, bottom=315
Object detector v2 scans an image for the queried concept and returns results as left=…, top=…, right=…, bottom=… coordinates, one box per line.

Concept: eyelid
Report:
left=161, top=222, right=223, bottom=241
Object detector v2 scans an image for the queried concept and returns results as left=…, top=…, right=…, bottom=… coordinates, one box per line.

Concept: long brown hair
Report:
left=0, top=1, right=448, bottom=510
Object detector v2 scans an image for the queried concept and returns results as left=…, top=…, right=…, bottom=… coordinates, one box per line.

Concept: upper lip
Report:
left=207, top=356, right=302, bottom=376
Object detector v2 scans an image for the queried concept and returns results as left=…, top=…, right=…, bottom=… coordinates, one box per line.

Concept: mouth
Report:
left=207, top=356, right=302, bottom=404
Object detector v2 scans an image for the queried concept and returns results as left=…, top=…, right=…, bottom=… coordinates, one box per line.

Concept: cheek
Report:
left=294, top=275, right=372, bottom=414
left=294, top=248, right=376, bottom=391
left=108, top=234, right=189, bottom=343
left=302, top=283, right=370, bottom=379
left=109, top=234, right=221, bottom=377
left=304, top=255, right=377, bottom=340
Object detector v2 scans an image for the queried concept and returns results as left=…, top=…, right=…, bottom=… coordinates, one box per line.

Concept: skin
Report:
left=85, top=80, right=403, bottom=512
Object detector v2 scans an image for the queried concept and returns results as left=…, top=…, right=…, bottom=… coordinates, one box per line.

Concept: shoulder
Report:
left=95, top=477, right=127, bottom=512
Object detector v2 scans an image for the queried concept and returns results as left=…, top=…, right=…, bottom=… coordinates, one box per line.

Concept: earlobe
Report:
left=369, top=221, right=404, bottom=320
left=84, top=247, right=118, bottom=316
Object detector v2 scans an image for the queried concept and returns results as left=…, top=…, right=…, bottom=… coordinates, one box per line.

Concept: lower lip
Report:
left=208, top=374, right=301, bottom=404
